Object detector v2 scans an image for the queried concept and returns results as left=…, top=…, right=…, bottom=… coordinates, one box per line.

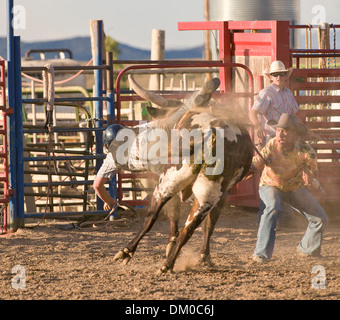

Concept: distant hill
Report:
left=0, top=36, right=204, bottom=61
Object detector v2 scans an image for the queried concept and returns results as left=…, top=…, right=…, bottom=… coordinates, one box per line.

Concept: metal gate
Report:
left=291, top=48, right=340, bottom=204
left=114, top=61, right=258, bottom=207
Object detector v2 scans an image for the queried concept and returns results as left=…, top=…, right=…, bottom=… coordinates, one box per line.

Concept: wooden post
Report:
left=143, top=30, right=165, bottom=200
left=204, top=0, right=212, bottom=80
left=148, top=29, right=165, bottom=92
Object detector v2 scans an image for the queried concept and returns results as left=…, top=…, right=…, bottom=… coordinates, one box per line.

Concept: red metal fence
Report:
left=114, top=61, right=258, bottom=206
left=0, top=60, right=12, bottom=234
left=290, top=49, right=340, bottom=203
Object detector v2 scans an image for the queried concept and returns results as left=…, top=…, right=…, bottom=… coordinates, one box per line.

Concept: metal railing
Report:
left=114, top=61, right=255, bottom=206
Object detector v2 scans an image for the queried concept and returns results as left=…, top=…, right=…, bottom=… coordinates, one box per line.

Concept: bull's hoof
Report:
left=198, top=254, right=215, bottom=267
left=203, top=78, right=221, bottom=93
left=113, top=248, right=134, bottom=265
left=157, top=265, right=173, bottom=274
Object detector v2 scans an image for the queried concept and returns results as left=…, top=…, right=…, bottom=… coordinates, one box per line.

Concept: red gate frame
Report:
left=114, top=62, right=259, bottom=207
left=178, top=20, right=291, bottom=91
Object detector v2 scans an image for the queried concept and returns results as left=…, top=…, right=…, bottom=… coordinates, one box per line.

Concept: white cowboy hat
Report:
left=265, top=60, right=293, bottom=78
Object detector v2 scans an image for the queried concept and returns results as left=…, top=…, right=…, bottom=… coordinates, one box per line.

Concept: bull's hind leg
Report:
left=199, top=194, right=227, bottom=265
left=160, top=174, right=224, bottom=273
left=114, top=164, right=197, bottom=265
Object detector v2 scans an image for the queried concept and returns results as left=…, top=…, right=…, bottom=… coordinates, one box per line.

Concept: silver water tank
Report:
left=209, top=0, right=301, bottom=58
left=209, top=0, right=300, bottom=23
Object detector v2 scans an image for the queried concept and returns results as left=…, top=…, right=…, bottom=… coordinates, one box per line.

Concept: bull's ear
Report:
left=146, top=106, right=168, bottom=118
left=166, top=100, right=183, bottom=108
left=267, top=120, right=277, bottom=126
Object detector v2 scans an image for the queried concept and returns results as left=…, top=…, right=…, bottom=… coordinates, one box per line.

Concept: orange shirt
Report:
left=252, top=137, right=318, bottom=192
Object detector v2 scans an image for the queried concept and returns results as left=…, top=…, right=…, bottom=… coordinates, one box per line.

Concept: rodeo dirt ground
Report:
left=0, top=203, right=339, bottom=300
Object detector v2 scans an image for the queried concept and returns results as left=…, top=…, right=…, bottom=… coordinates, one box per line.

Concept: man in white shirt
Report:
left=93, top=121, right=158, bottom=211
left=249, top=60, right=300, bottom=145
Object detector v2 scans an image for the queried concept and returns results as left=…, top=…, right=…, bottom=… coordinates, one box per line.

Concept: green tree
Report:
left=105, top=35, right=126, bottom=87
left=105, top=35, right=121, bottom=59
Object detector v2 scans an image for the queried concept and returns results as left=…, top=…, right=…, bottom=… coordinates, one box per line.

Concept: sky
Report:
left=0, top=0, right=205, bottom=49
left=1, top=0, right=339, bottom=50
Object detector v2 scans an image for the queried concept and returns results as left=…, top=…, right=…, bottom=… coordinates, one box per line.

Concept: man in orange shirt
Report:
left=251, top=113, right=328, bottom=263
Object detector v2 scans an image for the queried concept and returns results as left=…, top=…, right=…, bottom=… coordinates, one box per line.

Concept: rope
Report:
left=21, top=58, right=93, bottom=86
left=28, top=64, right=56, bottom=228
left=42, top=64, right=55, bottom=130
left=75, top=201, right=141, bottom=231
left=43, top=64, right=55, bottom=112
left=22, top=72, right=43, bottom=83
left=53, top=57, right=93, bottom=85
left=27, top=125, right=54, bottom=229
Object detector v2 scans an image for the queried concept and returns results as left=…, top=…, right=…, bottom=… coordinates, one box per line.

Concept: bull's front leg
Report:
left=114, top=164, right=196, bottom=265
left=159, top=197, right=213, bottom=273
left=164, top=195, right=181, bottom=257
left=114, top=193, right=170, bottom=265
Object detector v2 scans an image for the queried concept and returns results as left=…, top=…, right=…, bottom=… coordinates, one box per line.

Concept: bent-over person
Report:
left=251, top=113, right=328, bottom=263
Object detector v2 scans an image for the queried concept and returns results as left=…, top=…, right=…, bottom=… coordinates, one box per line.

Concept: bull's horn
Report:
left=128, top=75, right=182, bottom=108
left=192, top=78, right=220, bottom=107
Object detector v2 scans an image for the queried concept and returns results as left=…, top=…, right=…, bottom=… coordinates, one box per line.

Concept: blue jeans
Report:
left=254, top=186, right=328, bottom=259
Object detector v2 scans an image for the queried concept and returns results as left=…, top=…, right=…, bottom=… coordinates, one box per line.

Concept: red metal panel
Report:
left=179, top=20, right=291, bottom=65
left=316, top=153, right=340, bottom=159
left=295, top=96, right=340, bottom=104
left=293, top=69, right=340, bottom=77
left=0, top=60, right=9, bottom=234
left=228, top=20, right=280, bottom=30
left=311, top=143, right=340, bottom=150
left=218, top=21, right=232, bottom=93
left=271, top=21, right=291, bottom=66
left=232, top=33, right=272, bottom=44
left=298, top=109, right=340, bottom=117
left=178, top=21, right=232, bottom=93
left=178, top=21, right=225, bottom=31
left=178, top=20, right=293, bottom=92
left=232, top=33, right=272, bottom=56
left=292, top=82, right=340, bottom=90
left=305, top=121, right=340, bottom=128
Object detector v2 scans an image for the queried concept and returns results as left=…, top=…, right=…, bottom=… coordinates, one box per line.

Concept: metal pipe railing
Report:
left=114, top=61, right=255, bottom=203
left=115, top=61, right=255, bottom=122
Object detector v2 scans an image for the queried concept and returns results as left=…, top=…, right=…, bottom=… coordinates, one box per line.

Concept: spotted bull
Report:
left=113, top=76, right=253, bottom=273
